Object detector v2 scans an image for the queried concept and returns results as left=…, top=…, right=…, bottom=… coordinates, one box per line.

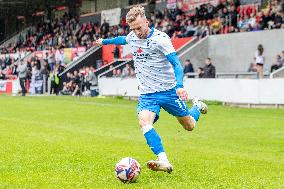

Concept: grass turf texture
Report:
left=0, top=96, right=283, bottom=188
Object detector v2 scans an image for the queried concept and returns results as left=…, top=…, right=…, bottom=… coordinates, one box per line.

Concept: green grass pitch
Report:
left=0, top=96, right=283, bottom=188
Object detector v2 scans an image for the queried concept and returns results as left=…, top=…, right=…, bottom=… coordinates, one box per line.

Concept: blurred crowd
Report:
left=1, top=0, right=283, bottom=56
left=0, top=12, right=97, bottom=54
left=153, top=0, right=283, bottom=38
left=183, top=57, right=216, bottom=78
left=61, top=66, right=97, bottom=96
left=103, top=63, right=135, bottom=78
left=0, top=0, right=283, bottom=95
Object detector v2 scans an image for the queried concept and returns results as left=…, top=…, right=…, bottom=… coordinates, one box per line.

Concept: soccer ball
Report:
left=115, top=157, right=141, bottom=183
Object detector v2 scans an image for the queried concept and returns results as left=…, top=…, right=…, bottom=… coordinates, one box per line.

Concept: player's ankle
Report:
left=157, top=152, right=169, bottom=162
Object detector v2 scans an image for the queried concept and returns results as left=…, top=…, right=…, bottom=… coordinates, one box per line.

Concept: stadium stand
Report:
left=0, top=0, right=283, bottom=96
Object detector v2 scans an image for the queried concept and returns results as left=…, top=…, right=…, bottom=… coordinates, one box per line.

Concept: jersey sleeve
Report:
left=157, top=34, right=176, bottom=56
left=125, top=31, right=133, bottom=44
left=166, top=52, right=184, bottom=89
left=102, top=36, right=127, bottom=45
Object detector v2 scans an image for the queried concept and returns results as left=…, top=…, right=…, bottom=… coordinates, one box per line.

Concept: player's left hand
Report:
left=176, top=88, right=189, bottom=101
left=95, top=38, right=103, bottom=46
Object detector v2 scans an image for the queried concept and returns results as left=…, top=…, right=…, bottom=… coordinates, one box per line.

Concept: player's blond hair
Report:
left=126, top=6, right=146, bottom=24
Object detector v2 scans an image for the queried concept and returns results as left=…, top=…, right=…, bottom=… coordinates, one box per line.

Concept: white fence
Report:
left=98, top=78, right=284, bottom=104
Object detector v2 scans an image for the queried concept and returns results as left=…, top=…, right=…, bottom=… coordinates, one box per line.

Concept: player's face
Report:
left=205, top=59, right=211, bottom=65
left=128, top=15, right=149, bottom=39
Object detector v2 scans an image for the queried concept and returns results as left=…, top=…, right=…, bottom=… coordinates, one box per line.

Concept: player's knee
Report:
left=139, top=118, right=149, bottom=128
left=183, top=123, right=194, bottom=131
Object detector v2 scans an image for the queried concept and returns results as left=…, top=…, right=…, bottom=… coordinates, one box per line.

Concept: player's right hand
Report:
left=95, top=38, right=103, bottom=46
left=176, top=88, right=189, bottom=101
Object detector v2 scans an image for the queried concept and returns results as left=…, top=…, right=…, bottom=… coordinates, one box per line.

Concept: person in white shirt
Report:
left=254, top=44, right=265, bottom=78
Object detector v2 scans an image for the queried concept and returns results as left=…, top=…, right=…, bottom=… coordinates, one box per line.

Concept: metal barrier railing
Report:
left=270, top=67, right=284, bottom=78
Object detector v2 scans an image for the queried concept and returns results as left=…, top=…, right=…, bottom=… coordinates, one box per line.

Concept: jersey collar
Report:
left=147, top=27, right=154, bottom=39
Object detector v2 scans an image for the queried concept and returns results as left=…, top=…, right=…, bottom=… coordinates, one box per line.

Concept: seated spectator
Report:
left=122, top=64, right=132, bottom=78
left=211, top=17, right=222, bottom=34
left=183, top=59, right=195, bottom=78
left=112, top=69, right=117, bottom=77
left=106, top=65, right=114, bottom=77
left=185, top=20, right=196, bottom=37
left=203, top=58, right=216, bottom=78
left=116, top=69, right=122, bottom=77
left=270, top=54, right=283, bottom=72
left=273, top=12, right=282, bottom=29
left=72, top=70, right=81, bottom=96
left=85, top=66, right=97, bottom=91
left=0, top=69, right=6, bottom=80
left=197, top=67, right=204, bottom=78
left=61, top=72, right=74, bottom=95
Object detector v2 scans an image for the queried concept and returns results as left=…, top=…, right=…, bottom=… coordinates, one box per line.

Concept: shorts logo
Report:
left=175, top=99, right=186, bottom=111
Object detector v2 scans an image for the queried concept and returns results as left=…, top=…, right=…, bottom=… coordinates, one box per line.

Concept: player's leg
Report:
left=137, top=96, right=173, bottom=173
left=159, top=88, right=207, bottom=131
left=176, top=115, right=196, bottom=131
left=138, top=110, right=166, bottom=160
left=176, top=97, right=208, bottom=131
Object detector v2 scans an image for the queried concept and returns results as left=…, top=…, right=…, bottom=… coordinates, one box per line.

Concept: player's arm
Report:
left=157, top=34, right=188, bottom=101
left=166, top=53, right=188, bottom=101
left=95, top=36, right=127, bottom=46
left=166, top=52, right=184, bottom=89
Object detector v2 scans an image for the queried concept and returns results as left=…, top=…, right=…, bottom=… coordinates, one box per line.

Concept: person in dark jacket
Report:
left=183, top=59, right=195, bottom=78
left=203, top=57, right=216, bottom=78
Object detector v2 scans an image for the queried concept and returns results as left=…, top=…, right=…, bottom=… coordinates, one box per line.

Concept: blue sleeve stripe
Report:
left=102, top=36, right=127, bottom=45
left=166, top=52, right=184, bottom=88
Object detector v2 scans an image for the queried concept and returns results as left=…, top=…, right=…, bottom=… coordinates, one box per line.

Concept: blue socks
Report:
left=142, top=125, right=164, bottom=155
left=188, top=105, right=201, bottom=123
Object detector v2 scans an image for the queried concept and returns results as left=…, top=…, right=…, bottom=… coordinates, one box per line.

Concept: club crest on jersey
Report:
left=137, top=47, right=143, bottom=54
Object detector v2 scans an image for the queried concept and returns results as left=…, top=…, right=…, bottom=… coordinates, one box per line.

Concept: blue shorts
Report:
left=137, top=87, right=190, bottom=123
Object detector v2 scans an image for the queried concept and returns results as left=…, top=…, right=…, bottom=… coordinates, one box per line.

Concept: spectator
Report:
left=31, top=64, right=42, bottom=94
left=255, top=44, right=265, bottom=78
left=49, top=67, right=60, bottom=95
left=85, top=66, right=97, bottom=90
left=106, top=65, right=114, bottom=77
left=0, top=69, right=5, bottom=80
left=122, top=64, right=131, bottom=78
left=40, top=61, right=50, bottom=93
left=197, top=67, right=204, bottom=78
left=47, top=52, right=55, bottom=71
left=203, top=57, right=216, bottom=78
left=101, top=20, right=110, bottom=37
left=10, top=63, right=18, bottom=76
left=16, top=60, right=27, bottom=96
left=112, top=69, right=117, bottom=77
left=270, top=54, right=283, bottom=72
left=113, top=46, right=120, bottom=59
left=116, top=69, right=122, bottom=77
left=248, top=57, right=257, bottom=72
left=61, top=72, right=73, bottom=95
left=73, top=52, right=80, bottom=61
left=183, top=59, right=195, bottom=78
left=72, top=70, right=81, bottom=96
